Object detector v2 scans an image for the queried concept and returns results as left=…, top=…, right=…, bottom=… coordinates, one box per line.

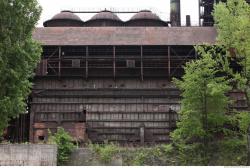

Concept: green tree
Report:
left=171, top=46, right=232, bottom=165
left=170, top=0, right=250, bottom=165
left=0, top=0, right=42, bottom=134
left=213, top=1, right=250, bottom=164
left=213, top=0, right=250, bottom=80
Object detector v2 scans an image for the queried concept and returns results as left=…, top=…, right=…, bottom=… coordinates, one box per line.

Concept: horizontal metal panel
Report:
left=33, top=88, right=181, bottom=98
left=33, top=27, right=216, bottom=46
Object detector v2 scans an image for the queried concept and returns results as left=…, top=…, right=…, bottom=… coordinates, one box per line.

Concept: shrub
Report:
left=48, top=127, right=76, bottom=165
left=89, top=142, right=120, bottom=164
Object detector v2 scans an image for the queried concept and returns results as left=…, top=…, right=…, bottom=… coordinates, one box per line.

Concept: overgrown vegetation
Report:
left=85, top=138, right=250, bottom=166
left=48, top=127, right=76, bottom=166
left=214, top=0, right=250, bottom=80
left=87, top=143, right=178, bottom=166
left=88, top=142, right=120, bottom=164
left=0, top=0, right=42, bottom=135
left=171, top=46, right=233, bottom=165
left=122, top=145, right=177, bottom=166
left=168, top=0, right=250, bottom=165
left=213, top=0, right=250, bottom=104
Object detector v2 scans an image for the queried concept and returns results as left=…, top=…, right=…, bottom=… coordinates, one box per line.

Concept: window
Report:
left=72, top=59, right=81, bottom=67
left=126, top=60, right=135, bottom=68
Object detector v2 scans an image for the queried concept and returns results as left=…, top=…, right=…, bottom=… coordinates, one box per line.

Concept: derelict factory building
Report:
left=6, top=0, right=248, bottom=144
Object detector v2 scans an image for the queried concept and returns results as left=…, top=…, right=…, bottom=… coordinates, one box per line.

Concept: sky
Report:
left=37, top=0, right=199, bottom=27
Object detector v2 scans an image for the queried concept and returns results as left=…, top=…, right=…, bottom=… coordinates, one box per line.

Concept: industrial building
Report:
left=4, top=0, right=249, bottom=144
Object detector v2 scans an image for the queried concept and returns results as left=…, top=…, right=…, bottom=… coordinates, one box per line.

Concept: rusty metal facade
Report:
left=31, top=79, right=180, bottom=143
left=29, top=45, right=197, bottom=144
left=28, top=43, right=248, bottom=144
left=9, top=5, right=249, bottom=143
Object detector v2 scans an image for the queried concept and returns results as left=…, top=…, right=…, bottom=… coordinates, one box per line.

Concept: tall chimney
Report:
left=170, top=0, right=181, bottom=26
left=186, top=15, right=191, bottom=26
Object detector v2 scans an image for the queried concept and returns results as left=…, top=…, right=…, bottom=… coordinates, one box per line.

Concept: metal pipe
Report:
left=199, top=0, right=201, bottom=26
left=72, top=11, right=140, bottom=13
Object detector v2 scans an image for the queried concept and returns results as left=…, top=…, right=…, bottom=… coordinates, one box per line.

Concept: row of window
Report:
left=35, top=112, right=85, bottom=122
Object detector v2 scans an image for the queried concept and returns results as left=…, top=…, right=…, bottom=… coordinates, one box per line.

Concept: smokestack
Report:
left=186, top=15, right=191, bottom=26
left=170, top=0, right=181, bottom=26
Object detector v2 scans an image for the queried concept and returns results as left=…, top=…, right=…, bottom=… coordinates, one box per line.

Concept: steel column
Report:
left=113, top=46, right=116, bottom=80
left=140, top=46, right=144, bottom=81
left=168, top=46, right=171, bottom=80
left=86, top=46, right=89, bottom=80
left=29, top=110, right=34, bottom=142
left=58, top=46, right=61, bottom=77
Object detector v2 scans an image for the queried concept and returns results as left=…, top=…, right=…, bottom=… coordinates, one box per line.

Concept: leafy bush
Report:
left=48, top=127, right=76, bottom=166
left=104, top=145, right=177, bottom=166
left=87, top=143, right=169, bottom=165
left=86, top=142, right=250, bottom=166
left=88, top=142, right=120, bottom=164
left=132, top=149, right=148, bottom=165
left=236, top=112, right=250, bottom=133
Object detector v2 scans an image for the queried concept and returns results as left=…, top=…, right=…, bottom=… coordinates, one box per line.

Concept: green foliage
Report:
left=172, top=46, right=231, bottom=138
left=171, top=45, right=234, bottom=165
left=116, top=145, right=178, bottom=166
left=86, top=142, right=249, bottom=165
left=122, top=148, right=155, bottom=166
left=88, top=144, right=178, bottom=166
left=88, top=142, right=120, bottom=164
left=132, top=149, right=148, bottom=165
left=89, top=143, right=177, bottom=166
left=129, top=146, right=172, bottom=166
left=208, top=138, right=247, bottom=165
left=236, top=112, right=250, bottom=133
left=170, top=34, right=250, bottom=165
left=170, top=1, right=250, bottom=161
left=48, top=128, right=76, bottom=166
left=213, top=0, right=250, bottom=79
left=0, top=0, right=42, bottom=135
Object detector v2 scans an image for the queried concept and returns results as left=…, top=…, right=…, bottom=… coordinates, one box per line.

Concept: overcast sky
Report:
left=37, top=0, right=199, bottom=27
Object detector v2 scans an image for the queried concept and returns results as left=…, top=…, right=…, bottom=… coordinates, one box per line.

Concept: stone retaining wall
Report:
left=0, top=144, right=57, bottom=166
left=67, top=148, right=122, bottom=166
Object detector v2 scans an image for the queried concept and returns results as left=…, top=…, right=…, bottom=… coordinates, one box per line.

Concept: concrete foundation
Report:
left=0, top=144, right=57, bottom=166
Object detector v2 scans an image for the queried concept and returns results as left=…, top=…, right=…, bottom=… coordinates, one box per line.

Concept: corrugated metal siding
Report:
left=30, top=79, right=180, bottom=144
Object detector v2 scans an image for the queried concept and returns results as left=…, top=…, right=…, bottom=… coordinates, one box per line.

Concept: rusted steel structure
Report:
left=26, top=9, right=220, bottom=144
left=5, top=0, right=249, bottom=144
left=3, top=114, right=29, bottom=143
